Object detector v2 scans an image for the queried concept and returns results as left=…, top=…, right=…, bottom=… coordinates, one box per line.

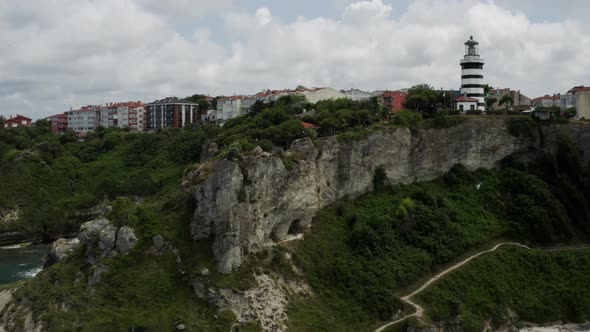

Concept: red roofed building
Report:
left=100, top=101, right=146, bottom=132
left=377, top=91, right=408, bottom=113
left=455, top=95, right=479, bottom=112
left=531, top=95, right=560, bottom=108
left=300, top=121, right=319, bottom=129
left=3, top=114, right=32, bottom=128
left=46, top=113, right=68, bottom=133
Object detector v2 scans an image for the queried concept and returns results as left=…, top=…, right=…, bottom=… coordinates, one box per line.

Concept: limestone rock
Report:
left=98, top=225, right=117, bottom=253
left=43, top=237, right=80, bottom=268
left=78, top=218, right=137, bottom=265
left=79, top=218, right=110, bottom=244
left=116, top=226, right=138, bottom=255
left=89, top=264, right=110, bottom=285
left=186, top=117, right=590, bottom=273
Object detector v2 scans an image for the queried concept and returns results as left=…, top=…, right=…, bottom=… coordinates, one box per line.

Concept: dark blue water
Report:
left=0, top=243, right=51, bottom=285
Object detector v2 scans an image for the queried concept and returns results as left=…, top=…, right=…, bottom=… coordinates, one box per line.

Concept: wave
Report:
left=15, top=267, right=42, bottom=279
left=0, top=242, right=33, bottom=250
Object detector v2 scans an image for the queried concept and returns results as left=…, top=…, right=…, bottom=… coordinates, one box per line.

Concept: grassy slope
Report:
left=8, top=190, right=247, bottom=331
left=417, top=247, right=590, bottom=331
left=286, top=162, right=589, bottom=331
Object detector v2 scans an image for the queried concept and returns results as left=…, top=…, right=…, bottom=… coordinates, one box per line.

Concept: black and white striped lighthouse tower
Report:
left=460, top=36, right=485, bottom=111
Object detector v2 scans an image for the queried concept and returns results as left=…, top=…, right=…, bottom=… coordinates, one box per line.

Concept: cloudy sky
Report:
left=1, top=0, right=589, bottom=119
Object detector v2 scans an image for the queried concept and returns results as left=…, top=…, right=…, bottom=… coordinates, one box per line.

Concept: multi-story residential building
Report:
left=531, top=95, right=560, bottom=108
left=214, top=96, right=246, bottom=125
left=46, top=113, right=68, bottom=133
left=489, top=88, right=531, bottom=111
left=145, top=97, right=199, bottom=130
left=341, top=88, right=372, bottom=101
left=3, top=114, right=32, bottom=128
left=100, top=102, right=146, bottom=132
left=299, top=87, right=346, bottom=104
left=376, top=91, right=408, bottom=113
left=572, top=87, right=590, bottom=119
left=66, top=105, right=101, bottom=133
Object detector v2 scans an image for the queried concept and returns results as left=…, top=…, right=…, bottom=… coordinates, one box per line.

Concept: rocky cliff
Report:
left=184, top=117, right=590, bottom=273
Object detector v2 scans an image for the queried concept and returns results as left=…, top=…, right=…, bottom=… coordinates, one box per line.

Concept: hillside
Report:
left=1, top=101, right=590, bottom=331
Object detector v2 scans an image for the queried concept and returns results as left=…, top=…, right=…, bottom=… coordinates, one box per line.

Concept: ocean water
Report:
left=0, top=243, right=51, bottom=285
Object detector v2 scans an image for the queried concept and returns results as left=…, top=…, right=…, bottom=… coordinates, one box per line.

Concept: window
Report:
left=459, top=105, right=464, bottom=111
left=470, top=104, right=475, bottom=110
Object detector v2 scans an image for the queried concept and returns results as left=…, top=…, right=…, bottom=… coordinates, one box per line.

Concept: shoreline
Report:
left=0, top=231, right=78, bottom=248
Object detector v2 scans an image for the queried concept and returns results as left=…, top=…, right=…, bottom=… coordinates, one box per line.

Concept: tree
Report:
left=32, top=119, right=52, bottom=136
left=403, top=84, right=438, bottom=113
left=498, top=94, right=512, bottom=111
left=108, top=197, right=139, bottom=227
left=0, top=115, right=5, bottom=128
left=485, top=97, right=497, bottom=110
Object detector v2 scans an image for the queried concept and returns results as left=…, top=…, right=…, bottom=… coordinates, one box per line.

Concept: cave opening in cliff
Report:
left=288, top=219, right=304, bottom=235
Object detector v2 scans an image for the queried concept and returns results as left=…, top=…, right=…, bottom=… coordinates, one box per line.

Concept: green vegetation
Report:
left=1, top=97, right=589, bottom=331
left=287, top=136, right=590, bottom=330
left=402, top=84, right=451, bottom=113
left=507, top=116, right=538, bottom=138
left=0, top=120, right=208, bottom=237
left=418, top=247, right=590, bottom=331
left=394, top=109, right=465, bottom=130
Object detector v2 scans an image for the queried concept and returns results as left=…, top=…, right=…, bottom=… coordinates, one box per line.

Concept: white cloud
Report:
left=0, top=0, right=589, bottom=119
left=343, top=0, right=392, bottom=23
left=136, top=0, right=232, bottom=19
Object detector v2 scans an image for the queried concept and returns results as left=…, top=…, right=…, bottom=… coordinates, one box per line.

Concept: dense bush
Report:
left=0, top=125, right=207, bottom=235
left=507, top=116, right=538, bottom=138
left=466, top=110, right=482, bottom=115
left=394, top=110, right=423, bottom=128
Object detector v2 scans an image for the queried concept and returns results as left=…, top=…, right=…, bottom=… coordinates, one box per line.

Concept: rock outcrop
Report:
left=43, top=237, right=80, bottom=268
left=185, top=117, right=590, bottom=273
left=78, top=218, right=138, bottom=265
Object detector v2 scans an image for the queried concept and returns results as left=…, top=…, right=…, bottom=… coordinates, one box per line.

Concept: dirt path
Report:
left=374, top=242, right=590, bottom=332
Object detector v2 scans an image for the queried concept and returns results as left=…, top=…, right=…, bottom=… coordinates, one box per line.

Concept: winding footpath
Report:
left=374, top=242, right=590, bottom=332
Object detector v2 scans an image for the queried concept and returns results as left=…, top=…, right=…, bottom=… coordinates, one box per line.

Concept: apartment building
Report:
left=67, top=105, right=101, bottom=133
left=145, top=97, right=199, bottom=130
left=46, top=113, right=68, bottom=133
left=100, top=102, right=146, bottom=132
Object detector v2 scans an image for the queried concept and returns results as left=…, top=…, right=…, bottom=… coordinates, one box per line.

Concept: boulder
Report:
left=115, top=226, right=138, bottom=255
left=79, top=218, right=110, bottom=244
left=43, top=238, right=80, bottom=268
left=78, top=218, right=138, bottom=265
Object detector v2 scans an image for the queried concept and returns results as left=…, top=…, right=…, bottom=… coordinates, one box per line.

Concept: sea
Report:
left=0, top=243, right=51, bottom=285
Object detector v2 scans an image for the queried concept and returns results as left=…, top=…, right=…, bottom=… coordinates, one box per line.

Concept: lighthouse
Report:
left=460, top=36, right=485, bottom=111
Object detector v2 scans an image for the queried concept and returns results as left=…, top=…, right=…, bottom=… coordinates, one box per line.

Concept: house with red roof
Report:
left=46, top=113, right=68, bottom=133
left=3, top=114, right=32, bottom=128
left=300, top=121, right=319, bottom=129
left=376, top=91, right=408, bottom=113
left=454, top=95, right=478, bottom=113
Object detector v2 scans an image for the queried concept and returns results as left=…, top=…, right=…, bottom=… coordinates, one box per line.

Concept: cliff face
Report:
left=185, top=117, right=589, bottom=273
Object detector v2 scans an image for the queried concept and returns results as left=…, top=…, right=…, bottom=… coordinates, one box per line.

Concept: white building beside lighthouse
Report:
left=458, top=36, right=485, bottom=112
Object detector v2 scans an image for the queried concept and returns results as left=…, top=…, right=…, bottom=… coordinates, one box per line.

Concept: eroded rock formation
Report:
left=185, top=117, right=590, bottom=273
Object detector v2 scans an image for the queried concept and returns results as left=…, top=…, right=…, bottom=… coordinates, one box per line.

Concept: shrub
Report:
left=394, top=110, right=423, bottom=128
left=507, top=117, right=537, bottom=138
left=466, top=110, right=482, bottom=115
left=486, top=110, right=505, bottom=115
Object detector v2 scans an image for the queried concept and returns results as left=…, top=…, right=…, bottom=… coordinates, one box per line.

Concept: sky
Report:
left=1, top=0, right=589, bottom=119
